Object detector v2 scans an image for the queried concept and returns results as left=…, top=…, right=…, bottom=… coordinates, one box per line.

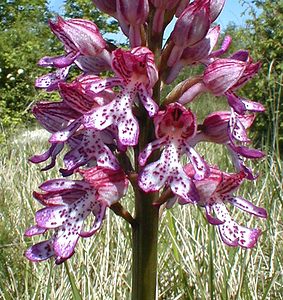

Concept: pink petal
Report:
left=185, top=146, right=209, bottom=180
left=228, top=196, right=267, bottom=218
left=213, top=203, right=262, bottom=248
left=203, top=59, right=246, bottom=95
left=138, top=136, right=167, bottom=166
left=39, top=179, right=88, bottom=192
left=61, top=129, right=120, bottom=175
left=84, top=90, right=140, bottom=146
left=138, top=85, right=159, bottom=117
left=138, top=160, right=168, bottom=192
left=35, top=67, right=70, bottom=91
left=24, top=225, right=47, bottom=237
left=49, top=118, right=82, bottom=143
left=170, top=168, right=199, bottom=203
left=205, top=205, right=225, bottom=225
left=36, top=206, right=66, bottom=228
left=80, top=201, right=107, bottom=237
left=33, top=190, right=86, bottom=206
left=25, top=240, right=54, bottom=262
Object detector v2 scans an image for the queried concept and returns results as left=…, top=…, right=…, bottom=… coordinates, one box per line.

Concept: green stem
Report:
left=131, top=190, right=159, bottom=300
left=131, top=6, right=163, bottom=298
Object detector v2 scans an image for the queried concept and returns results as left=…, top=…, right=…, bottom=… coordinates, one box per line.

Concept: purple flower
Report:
left=194, top=110, right=265, bottom=179
left=83, top=47, right=159, bottom=146
left=179, top=55, right=264, bottom=114
left=24, top=167, right=128, bottom=264
left=138, top=103, right=209, bottom=203
left=184, top=165, right=267, bottom=248
left=35, top=17, right=112, bottom=91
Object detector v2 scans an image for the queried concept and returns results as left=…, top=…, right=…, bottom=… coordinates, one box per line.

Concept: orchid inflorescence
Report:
left=25, top=0, right=267, bottom=265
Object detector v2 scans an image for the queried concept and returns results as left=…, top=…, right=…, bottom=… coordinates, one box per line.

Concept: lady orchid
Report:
left=184, top=165, right=267, bottom=248
left=25, top=2, right=267, bottom=299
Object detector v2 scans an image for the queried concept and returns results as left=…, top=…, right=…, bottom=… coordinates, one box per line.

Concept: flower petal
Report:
left=138, top=84, right=159, bottom=117
left=35, top=67, right=70, bottom=91
left=80, top=200, right=107, bottom=237
left=61, top=129, right=120, bottom=175
left=213, top=203, right=262, bottom=248
left=36, top=206, right=66, bottom=228
left=25, top=240, right=54, bottom=262
left=185, top=146, right=209, bottom=180
left=138, top=136, right=167, bottom=166
left=228, top=196, right=267, bottom=218
left=138, top=160, right=168, bottom=192
left=39, top=179, right=88, bottom=192
left=24, top=225, right=47, bottom=237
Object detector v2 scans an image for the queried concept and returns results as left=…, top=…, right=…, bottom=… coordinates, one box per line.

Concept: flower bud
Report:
left=203, top=59, right=246, bottom=95
left=49, top=17, right=106, bottom=57
left=116, top=0, right=149, bottom=46
left=210, top=0, right=225, bottom=22
left=93, top=0, right=117, bottom=17
left=168, top=0, right=211, bottom=66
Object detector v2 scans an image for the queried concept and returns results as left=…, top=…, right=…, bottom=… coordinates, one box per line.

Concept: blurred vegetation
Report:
left=0, top=0, right=119, bottom=140
left=0, top=0, right=55, bottom=130
left=238, top=1, right=282, bottom=150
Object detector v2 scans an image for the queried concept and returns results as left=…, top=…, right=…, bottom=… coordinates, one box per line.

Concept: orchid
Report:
left=25, top=167, right=128, bottom=264
left=35, top=17, right=112, bottom=91
left=194, top=110, right=265, bottom=179
left=24, top=2, right=267, bottom=299
left=184, top=165, right=267, bottom=248
left=83, top=46, right=159, bottom=146
left=178, top=53, right=264, bottom=115
left=138, top=103, right=208, bottom=203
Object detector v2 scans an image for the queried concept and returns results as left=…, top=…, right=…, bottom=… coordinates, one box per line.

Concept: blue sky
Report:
left=48, top=1, right=252, bottom=28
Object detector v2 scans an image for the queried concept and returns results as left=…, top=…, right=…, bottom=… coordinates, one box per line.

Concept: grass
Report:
left=0, top=122, right=282, bottom=300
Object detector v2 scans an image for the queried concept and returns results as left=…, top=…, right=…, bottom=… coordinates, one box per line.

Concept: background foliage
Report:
left=0, top=0, right=119, bottom=135
left=239, top=0, right=282, bottom=150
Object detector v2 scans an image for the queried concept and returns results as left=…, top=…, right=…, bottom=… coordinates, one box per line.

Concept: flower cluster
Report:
left=25, top=0, right=267, bottom=264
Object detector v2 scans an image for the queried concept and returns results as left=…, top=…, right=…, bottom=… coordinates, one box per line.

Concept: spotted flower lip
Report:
left=24, top=167, right=128, bottom=264
left=184, top=165, right=267, bottom=248
left=83, top=47, right=159, bottom=146
left=138, top=103, right=209, bottom=203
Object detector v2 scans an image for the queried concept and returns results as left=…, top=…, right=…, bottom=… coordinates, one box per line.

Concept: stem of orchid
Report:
left=131, top=9, right=163, bottom=299
left=132, top=189, right=159, bottom=300
left=110, top=203, right=136, bottom=226
left=131, top=113, right=160, bottom=299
